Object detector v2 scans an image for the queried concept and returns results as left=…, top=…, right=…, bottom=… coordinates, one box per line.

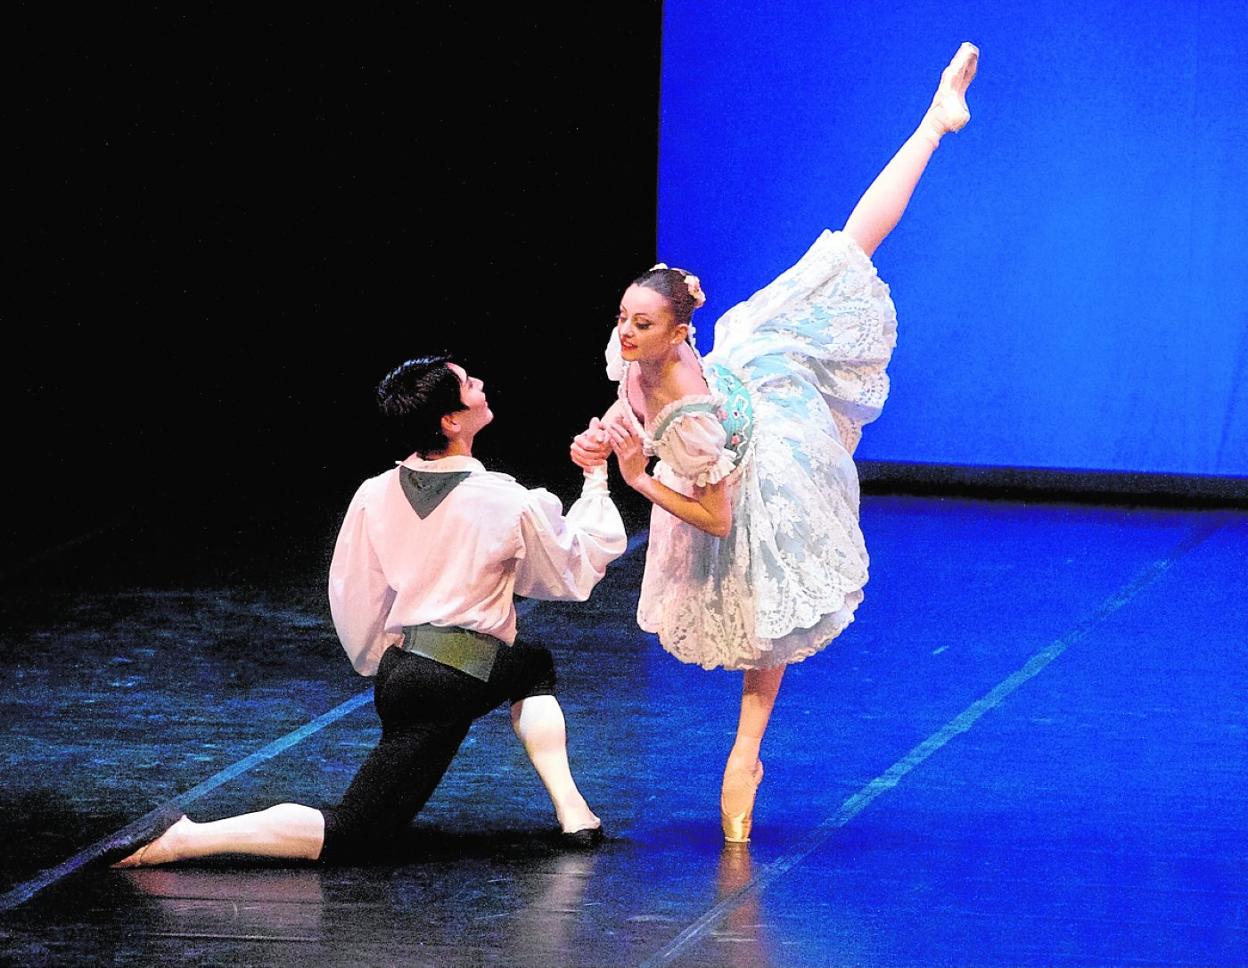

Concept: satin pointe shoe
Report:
left=720, top=760, right=764, bottom=844
left=927, top=41, right=979, bottom=135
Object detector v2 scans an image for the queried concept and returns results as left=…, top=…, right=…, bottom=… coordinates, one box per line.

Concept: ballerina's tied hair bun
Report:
left=633, top=262, right=707, bottom=328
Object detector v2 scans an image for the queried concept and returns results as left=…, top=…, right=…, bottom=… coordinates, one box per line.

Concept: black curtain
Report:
left=8, top=5, right=662, bottom=560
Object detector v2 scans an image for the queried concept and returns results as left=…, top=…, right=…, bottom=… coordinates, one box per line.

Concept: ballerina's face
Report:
left=617, top=284, right=688, bottom=362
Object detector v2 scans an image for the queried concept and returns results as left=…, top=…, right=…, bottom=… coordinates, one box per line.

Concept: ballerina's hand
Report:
left=607, top=422, right=648, bottom=487
left=570, top=417, right=611, bottom=470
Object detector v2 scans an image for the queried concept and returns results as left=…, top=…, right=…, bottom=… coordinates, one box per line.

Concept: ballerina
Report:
left=572, top=43, right=979, bottom=842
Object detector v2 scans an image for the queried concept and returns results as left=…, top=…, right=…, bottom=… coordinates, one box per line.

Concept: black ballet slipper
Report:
left=558, top=824, right=605, bottom=849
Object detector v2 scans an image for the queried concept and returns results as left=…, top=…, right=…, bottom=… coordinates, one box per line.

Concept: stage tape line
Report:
left=639, top=514, right=1230, bottom=968
left=0, top=690, right=373, bottom=912
left=0, top=527, right=649, bottom=912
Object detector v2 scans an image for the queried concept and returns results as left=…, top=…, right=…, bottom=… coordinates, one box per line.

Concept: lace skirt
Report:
left=636, top=231, right=898, bottom=670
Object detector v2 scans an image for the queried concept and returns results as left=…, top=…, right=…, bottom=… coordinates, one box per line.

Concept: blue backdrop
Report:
left=658, top=1, right=1247, bottom=478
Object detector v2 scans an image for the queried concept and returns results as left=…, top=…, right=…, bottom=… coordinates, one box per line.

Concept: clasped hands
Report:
left=571, top=415, right=648, bottom=487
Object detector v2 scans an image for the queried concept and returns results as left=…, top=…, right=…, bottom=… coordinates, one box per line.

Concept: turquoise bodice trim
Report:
left=706, top=363, right=755, bottom=468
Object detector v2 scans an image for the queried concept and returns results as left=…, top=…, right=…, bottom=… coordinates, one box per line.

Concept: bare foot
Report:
left=111, top=815, right=191, bottom=868
left=925, top=42, right=979, bottom=138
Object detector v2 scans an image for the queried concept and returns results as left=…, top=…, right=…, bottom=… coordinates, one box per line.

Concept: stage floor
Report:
left=1, top=495, right=1245, bottom=966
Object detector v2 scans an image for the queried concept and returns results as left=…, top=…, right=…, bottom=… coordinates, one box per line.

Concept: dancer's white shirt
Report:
left=329, top=455, right=626, bottom=676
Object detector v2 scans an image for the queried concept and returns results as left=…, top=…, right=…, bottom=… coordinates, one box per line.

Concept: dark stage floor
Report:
left=1, top=495, right=1245, bottom=966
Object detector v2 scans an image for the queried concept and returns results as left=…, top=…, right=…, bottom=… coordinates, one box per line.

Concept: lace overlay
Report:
left=612, top=230, right=897, bottom=670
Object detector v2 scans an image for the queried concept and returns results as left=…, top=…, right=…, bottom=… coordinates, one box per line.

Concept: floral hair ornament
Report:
left=650, top=263, right=708, bottom=309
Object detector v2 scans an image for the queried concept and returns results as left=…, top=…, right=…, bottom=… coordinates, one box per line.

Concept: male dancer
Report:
left=116, top=355, right=625, bottom=865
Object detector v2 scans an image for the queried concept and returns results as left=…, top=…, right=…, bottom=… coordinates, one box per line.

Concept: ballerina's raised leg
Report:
left=843, top=41, right=978, bottom=258
left=719, top=41, right=978, bottom=843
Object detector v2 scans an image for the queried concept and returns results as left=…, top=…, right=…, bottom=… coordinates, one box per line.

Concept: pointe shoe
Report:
left=926, top=41, right=979, bottom=136
left=720, top=760, right=763, bottom=844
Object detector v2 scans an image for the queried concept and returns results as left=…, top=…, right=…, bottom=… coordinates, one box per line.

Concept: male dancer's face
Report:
left=446, top=363, right=494, bottom=435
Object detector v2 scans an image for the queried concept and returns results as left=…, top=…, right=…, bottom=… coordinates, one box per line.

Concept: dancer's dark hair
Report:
left=375, top=354, right=464, bottom=457
left=632, top=267, right=699, bottom=329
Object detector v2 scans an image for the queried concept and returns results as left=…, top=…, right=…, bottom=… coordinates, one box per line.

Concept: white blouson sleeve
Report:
left=327, top=482, right=397, bottom=675
left=653, top=410, right=737, bottom=487
left=513, top=466, right=627, bottom=601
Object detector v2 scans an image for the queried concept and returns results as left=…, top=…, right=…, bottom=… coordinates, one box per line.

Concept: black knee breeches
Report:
left=319, top=640, right=555, bottom=863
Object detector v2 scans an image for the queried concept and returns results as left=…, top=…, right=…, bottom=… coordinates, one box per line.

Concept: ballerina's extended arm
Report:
left=606, top=421, right=732, bottom=539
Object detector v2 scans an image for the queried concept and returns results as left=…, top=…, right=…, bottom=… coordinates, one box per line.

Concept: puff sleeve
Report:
left=652, top=408, right=737, bottom=488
